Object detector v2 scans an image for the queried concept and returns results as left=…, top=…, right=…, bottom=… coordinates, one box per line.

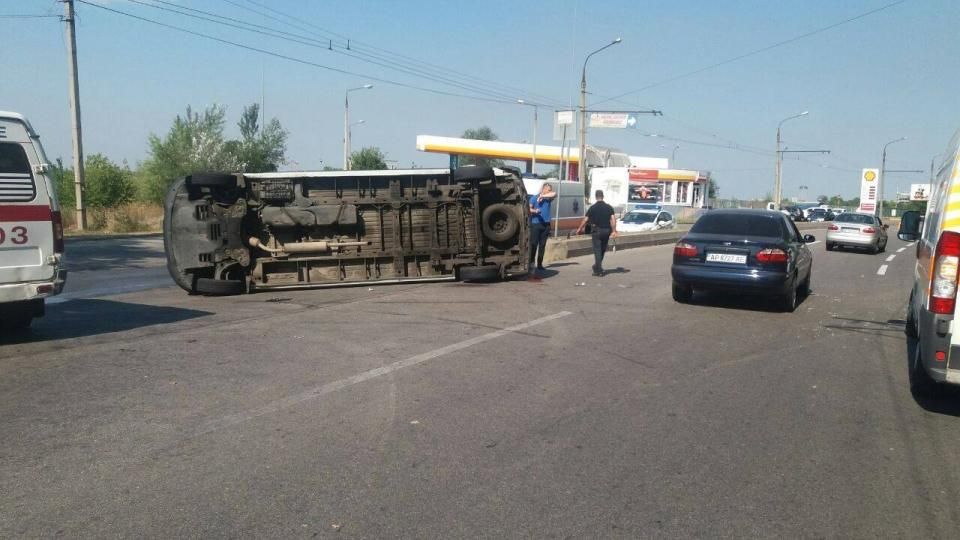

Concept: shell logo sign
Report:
left=859, top=168, right=880, bottom=213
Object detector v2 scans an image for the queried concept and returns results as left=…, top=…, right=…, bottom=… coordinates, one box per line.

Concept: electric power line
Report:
left=231, top=0, right=566, bottom=108
left=127, top=0, right=553, bottom=106
left=0, top=14, right=61, bottom=19
left=77, top=0, right=525, bottom=106
left=589, top=0, right=906, bottom=108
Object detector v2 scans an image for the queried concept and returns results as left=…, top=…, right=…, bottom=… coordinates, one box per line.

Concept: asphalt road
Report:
left=3, top=233, right=959, bottom=538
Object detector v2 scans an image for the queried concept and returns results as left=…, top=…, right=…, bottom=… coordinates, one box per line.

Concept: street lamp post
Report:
left=517, top=99, right=538, bottom=174
left=774, top=111, right=808, bottom=209
left=879, top=136, right=907, bottom=217
left=344, top=84, right=373, bottom=170
left=671, top=144, right=680, bottom=167
left=578, top=37, right=622, bottom=184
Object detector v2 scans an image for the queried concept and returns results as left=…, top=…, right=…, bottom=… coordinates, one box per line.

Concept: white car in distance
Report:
left=617, top=209, right=675, bottom=233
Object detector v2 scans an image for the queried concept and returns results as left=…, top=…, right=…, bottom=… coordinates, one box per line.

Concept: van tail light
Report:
left=674, top=242, right=697, bottom=258
left=756, top=248, right=788, bottom=263
left=930, top=231, right=960, bottom=314
left=862, top=227, right=876, bottom=234
left=828, top=224, right=839, bottom=231
left=51, top=210, right=64, bottom=254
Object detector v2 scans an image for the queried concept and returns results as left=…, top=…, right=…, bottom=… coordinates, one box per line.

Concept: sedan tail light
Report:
left=674, top=242, right=697, bottom=257
left=756, top=248, right=788, bottom=263
left=862, top=227, right=876, bottom=234
left=828, top=224, right=839, bottom=231
left=930, top=231, right=960, bottom=314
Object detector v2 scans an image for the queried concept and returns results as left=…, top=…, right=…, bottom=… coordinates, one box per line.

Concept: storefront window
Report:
left=663, top=181, right=673, bottom=203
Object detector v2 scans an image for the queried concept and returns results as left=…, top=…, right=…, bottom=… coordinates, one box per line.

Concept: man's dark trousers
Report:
left=591, top=227, right=611, bottom=273
left=529, top=222, right=549, bottom=268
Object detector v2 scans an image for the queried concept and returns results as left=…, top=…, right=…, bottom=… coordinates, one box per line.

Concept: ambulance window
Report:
left=0, top=143, right=37, bottom=202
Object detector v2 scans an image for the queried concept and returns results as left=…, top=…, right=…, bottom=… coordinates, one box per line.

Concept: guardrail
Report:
left=542, top=222, right=831, bottom=263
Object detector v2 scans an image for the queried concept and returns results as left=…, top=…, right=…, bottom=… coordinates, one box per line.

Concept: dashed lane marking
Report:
left=897, top=247, right=907, bottom=253
left=878, top=264, right=889, bottom=276
left=192, top=310, right=573, bottom=436
left=886, top=255, right=896, bottom=262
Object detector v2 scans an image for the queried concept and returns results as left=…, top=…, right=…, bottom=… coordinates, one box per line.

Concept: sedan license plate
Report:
left=706, top=253, right=747, bottom=264
left=842, top=227, right=859, bottom=232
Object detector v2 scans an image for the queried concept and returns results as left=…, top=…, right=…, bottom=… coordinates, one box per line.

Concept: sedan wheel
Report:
left=781, top=284, right=798, bottom=313
left=672, top=281, right=693, bottom=303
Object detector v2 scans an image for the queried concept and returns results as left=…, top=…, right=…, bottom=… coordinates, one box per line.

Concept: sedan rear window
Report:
left=834, top=213, right=875, bottom=224
left=691, top=213, right=784, bottom=237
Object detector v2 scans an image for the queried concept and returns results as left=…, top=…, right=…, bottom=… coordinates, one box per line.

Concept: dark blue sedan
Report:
left=671, top=209, right=815, bottom=312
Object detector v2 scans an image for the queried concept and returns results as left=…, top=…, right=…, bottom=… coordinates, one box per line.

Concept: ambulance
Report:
left=0, top=112, right=66, bottom=330
left=899, top=129, right=960, bottom=395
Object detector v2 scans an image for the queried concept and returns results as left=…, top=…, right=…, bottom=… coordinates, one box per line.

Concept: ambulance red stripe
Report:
left=0, top=205, right=52, bottom=222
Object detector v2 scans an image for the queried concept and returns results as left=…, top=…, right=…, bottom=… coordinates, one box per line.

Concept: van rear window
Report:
left=0, top=143, right=36, bottom=202
left=691, top=213, right=784, bottom=237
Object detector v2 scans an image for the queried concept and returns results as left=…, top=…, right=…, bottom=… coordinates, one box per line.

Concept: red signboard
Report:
left=628, top=168, right=658, bottom=180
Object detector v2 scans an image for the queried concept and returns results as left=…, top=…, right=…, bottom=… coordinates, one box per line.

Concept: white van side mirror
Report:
left=33, top=163, right=52, bottom=175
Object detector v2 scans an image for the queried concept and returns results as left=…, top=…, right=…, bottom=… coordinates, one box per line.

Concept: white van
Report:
left=899, top=129, right=960, bottom=395
left=0, top=112, right=66, bottom=330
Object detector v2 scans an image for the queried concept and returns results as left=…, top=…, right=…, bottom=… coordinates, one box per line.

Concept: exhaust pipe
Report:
left=248, top=237, right=369, bottom=255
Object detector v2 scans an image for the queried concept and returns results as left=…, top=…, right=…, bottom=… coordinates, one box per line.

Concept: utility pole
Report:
left=63, top=0, right=86, bottom=230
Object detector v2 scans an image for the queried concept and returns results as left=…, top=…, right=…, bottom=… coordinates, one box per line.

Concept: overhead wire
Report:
left=589, top=0, right=906, bottom=108
left=76, top=0, right=525, bottom=106
left=122, top=0, right=544, bottom=105
left=229, top=0, right=566, bottom=108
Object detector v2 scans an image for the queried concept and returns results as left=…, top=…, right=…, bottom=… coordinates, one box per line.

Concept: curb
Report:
left=65, top=232, right=163, bottom=242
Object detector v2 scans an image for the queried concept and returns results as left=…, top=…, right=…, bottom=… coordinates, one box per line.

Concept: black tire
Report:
left=195, top=277, right=245, bottom=296
left=481, top=203, right=520, bottom=242
left=871, top=242, right=880, bottom=255
left=825, top=243, right=834, bottom=252
left=458, top=265, right=500, bottom=282
left=187, top=173, right=237, bottom=188
left=905, top=292, right=919, bottom=338
left=879, top=239, right=887, bottom=253
left=452, top=166, right=495, bottom=182
left=799, top=273, right=811, bottom=297
left=672, top=281, right=693, bottom=303
left=781, top=283, right=798, bottom=312
left=909, top=342, right=938, bottom=398
left=0, top=313, right=33, bottom=332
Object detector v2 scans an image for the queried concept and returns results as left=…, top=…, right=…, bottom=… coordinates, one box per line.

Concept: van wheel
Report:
left=194, top=277, right=245, bottom=296
left=1, top=313, right=33, bottom=332
left=458, top=265, right=500, bottom=282
left=481, top=204, right=520, bottom=242
left=909, top=342, right=939, bottom=398
left=825, top=243, right=834, bottom=251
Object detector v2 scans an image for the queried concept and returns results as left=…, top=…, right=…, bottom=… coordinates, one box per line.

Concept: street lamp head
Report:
left=799, top=111, right=809, bottom=116
left=517, top=99, right=525, bottom=104
left=613, top=37, right=622, bottom=44
left=363, top=84, right=373, bottom=89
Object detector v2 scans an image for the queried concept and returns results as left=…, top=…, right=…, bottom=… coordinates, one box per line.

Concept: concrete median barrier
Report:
left=543, top=222, right=830, bottom=264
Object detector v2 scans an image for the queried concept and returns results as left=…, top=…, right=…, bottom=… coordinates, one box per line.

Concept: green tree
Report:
left=226, top=103, right=288, bottom=173
left=817, top=194, right=829, bottom=204
left=140, top=105, right=239, bottom=203
left=350, top=147, right=388, bottom=170
left=51, top=155, right=135, bottom=209
left=707, top=179, right=719, bottom=199
left=84, top=154, right=136, bottom=207
left=459, top=126, right=503, bottom=167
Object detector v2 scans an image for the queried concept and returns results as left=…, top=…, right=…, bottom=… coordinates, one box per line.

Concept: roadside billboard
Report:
left=910, top=183, right=931, bottom=201
left=858, top=168, right=879, bottom=213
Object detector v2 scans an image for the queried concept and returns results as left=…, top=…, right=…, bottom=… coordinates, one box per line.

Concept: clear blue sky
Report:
left=4, top=0, right=957, bottom=199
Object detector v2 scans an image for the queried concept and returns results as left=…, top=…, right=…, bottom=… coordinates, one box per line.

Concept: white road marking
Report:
left=877, top=265, right=888, bottom=276
left=897, top=247, right=907, bottom=253
left=886, top=255, right=896, bottom=262
left=193, top=310, right=573, bottom=436
left=806, top=240, right=820, bottom=245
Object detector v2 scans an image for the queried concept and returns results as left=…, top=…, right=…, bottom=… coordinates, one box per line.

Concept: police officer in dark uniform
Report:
left=576, top=190, right=618, bottom=276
